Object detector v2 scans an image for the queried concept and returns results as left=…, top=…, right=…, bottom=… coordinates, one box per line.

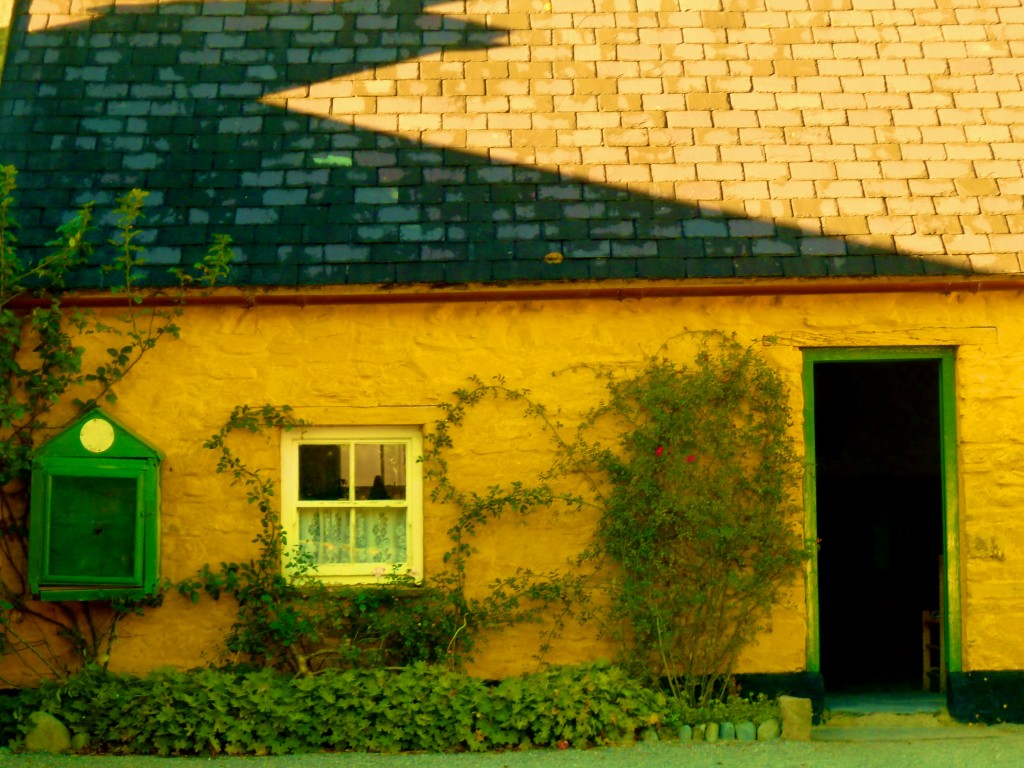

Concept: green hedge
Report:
left=3, top=663, right=778, bottom=755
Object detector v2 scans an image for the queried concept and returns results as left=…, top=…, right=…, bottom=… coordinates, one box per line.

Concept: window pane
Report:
left=298, top=508, right=351, bottom=564
left=354, top=443, right=407, bottom=500
left=298, top=507, right=408, bottom=566
left=298, top=444, right=350, bottom=500
left=49, top=476, right=137, bottom=579
left=352, top=507, right=407, bottom=563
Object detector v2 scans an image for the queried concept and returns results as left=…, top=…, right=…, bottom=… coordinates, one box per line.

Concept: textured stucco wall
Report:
left=2, top=0, right=1023, bottom=695
left=2, top=285, right=1020, bottom=684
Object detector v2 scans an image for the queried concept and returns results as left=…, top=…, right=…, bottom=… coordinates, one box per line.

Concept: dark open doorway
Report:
left=813, top=359, right=945, bottom=693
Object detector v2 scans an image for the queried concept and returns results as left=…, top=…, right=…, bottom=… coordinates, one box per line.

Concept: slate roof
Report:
left=0, top=0, right=1019, bottom=289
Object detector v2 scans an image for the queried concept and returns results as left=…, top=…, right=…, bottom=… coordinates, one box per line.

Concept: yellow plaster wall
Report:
left=6, top=283, right=1024, bottom=683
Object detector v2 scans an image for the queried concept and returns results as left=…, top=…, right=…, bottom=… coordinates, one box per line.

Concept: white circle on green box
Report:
left=80, top=418, right=115, bottom=453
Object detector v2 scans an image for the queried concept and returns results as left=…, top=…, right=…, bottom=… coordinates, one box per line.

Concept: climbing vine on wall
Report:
left=421, top=333, right=808, bottom=705
left=186, top=399, right=590, bottom=675
left=0, top=165, right=231, bottom=682
left=577, top=333, right=808, bottom=704
left=186, top=334, right=803, bottom=698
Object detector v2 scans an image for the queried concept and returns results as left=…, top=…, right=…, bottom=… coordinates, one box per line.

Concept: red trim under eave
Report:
left=6, top=276, right=1024, bottom=310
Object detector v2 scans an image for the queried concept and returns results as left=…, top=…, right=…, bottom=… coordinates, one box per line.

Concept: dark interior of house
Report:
left=814, top=360, right=944, bottom=692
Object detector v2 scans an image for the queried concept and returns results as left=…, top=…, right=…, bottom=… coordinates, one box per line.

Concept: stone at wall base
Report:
left=780, top=695, right=813, bottom=741
left=757, top=718, right=781, bottom=741
left=24, top=711, right=71, bottom=754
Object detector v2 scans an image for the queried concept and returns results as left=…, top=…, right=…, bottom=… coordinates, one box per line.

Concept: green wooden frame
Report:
left=28, top=409, right=162, bottom=601
left=31, top=459, right=152, bottom=587
left=801, top=347, right=962, bottom=678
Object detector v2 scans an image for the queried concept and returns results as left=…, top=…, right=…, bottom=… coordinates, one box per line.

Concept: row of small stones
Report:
left=643, top=718, right=782, bottom=743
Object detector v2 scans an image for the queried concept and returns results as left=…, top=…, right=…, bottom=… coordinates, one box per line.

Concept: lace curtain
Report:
left=298, top=507, right=407, bottom=565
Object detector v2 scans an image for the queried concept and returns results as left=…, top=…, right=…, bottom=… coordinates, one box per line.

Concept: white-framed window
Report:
left=280, top=426, right=423, bottom=585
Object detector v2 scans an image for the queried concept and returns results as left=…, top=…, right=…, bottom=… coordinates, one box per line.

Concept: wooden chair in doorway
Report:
left=922, top=555, right=946, bottom=693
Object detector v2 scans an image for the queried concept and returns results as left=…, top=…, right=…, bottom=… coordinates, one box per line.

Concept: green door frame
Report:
left=802, top=347, right=962, bottom=679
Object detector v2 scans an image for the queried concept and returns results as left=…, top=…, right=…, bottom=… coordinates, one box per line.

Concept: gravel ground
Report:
left=11, top=728, right=1024, bottom=768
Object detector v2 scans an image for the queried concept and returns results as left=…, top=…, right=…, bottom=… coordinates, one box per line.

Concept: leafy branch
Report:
left=186, top=389, right=592, bottom=675
left=424, top=334, right=808, bottom=706
left=0, top=164, right=233, bottom=681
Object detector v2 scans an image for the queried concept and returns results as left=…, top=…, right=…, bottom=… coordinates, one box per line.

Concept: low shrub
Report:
left=4, top=663, right=778, bottom=755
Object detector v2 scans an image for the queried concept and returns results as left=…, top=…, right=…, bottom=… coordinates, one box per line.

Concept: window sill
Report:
left=297, top=583, right=429, bottom=598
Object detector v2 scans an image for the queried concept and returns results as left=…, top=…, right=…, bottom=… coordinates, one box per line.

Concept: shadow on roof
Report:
left=0, top=0, right=969, bottom=287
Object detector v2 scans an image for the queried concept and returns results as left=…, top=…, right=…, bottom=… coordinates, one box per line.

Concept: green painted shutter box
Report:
left=28, top=409, right=163, bottom=601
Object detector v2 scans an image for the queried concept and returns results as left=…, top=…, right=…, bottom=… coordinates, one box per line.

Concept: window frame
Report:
left=280, top=425, right=423, bottom=585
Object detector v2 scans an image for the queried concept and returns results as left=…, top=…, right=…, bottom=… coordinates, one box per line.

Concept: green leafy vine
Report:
left=421, top=333, right=809, bottom=706
left=187, top=394, right=591, bottom=675
left=578, top=333, right=809, bottom=704
left=0, top=165, right=232, bottom=682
